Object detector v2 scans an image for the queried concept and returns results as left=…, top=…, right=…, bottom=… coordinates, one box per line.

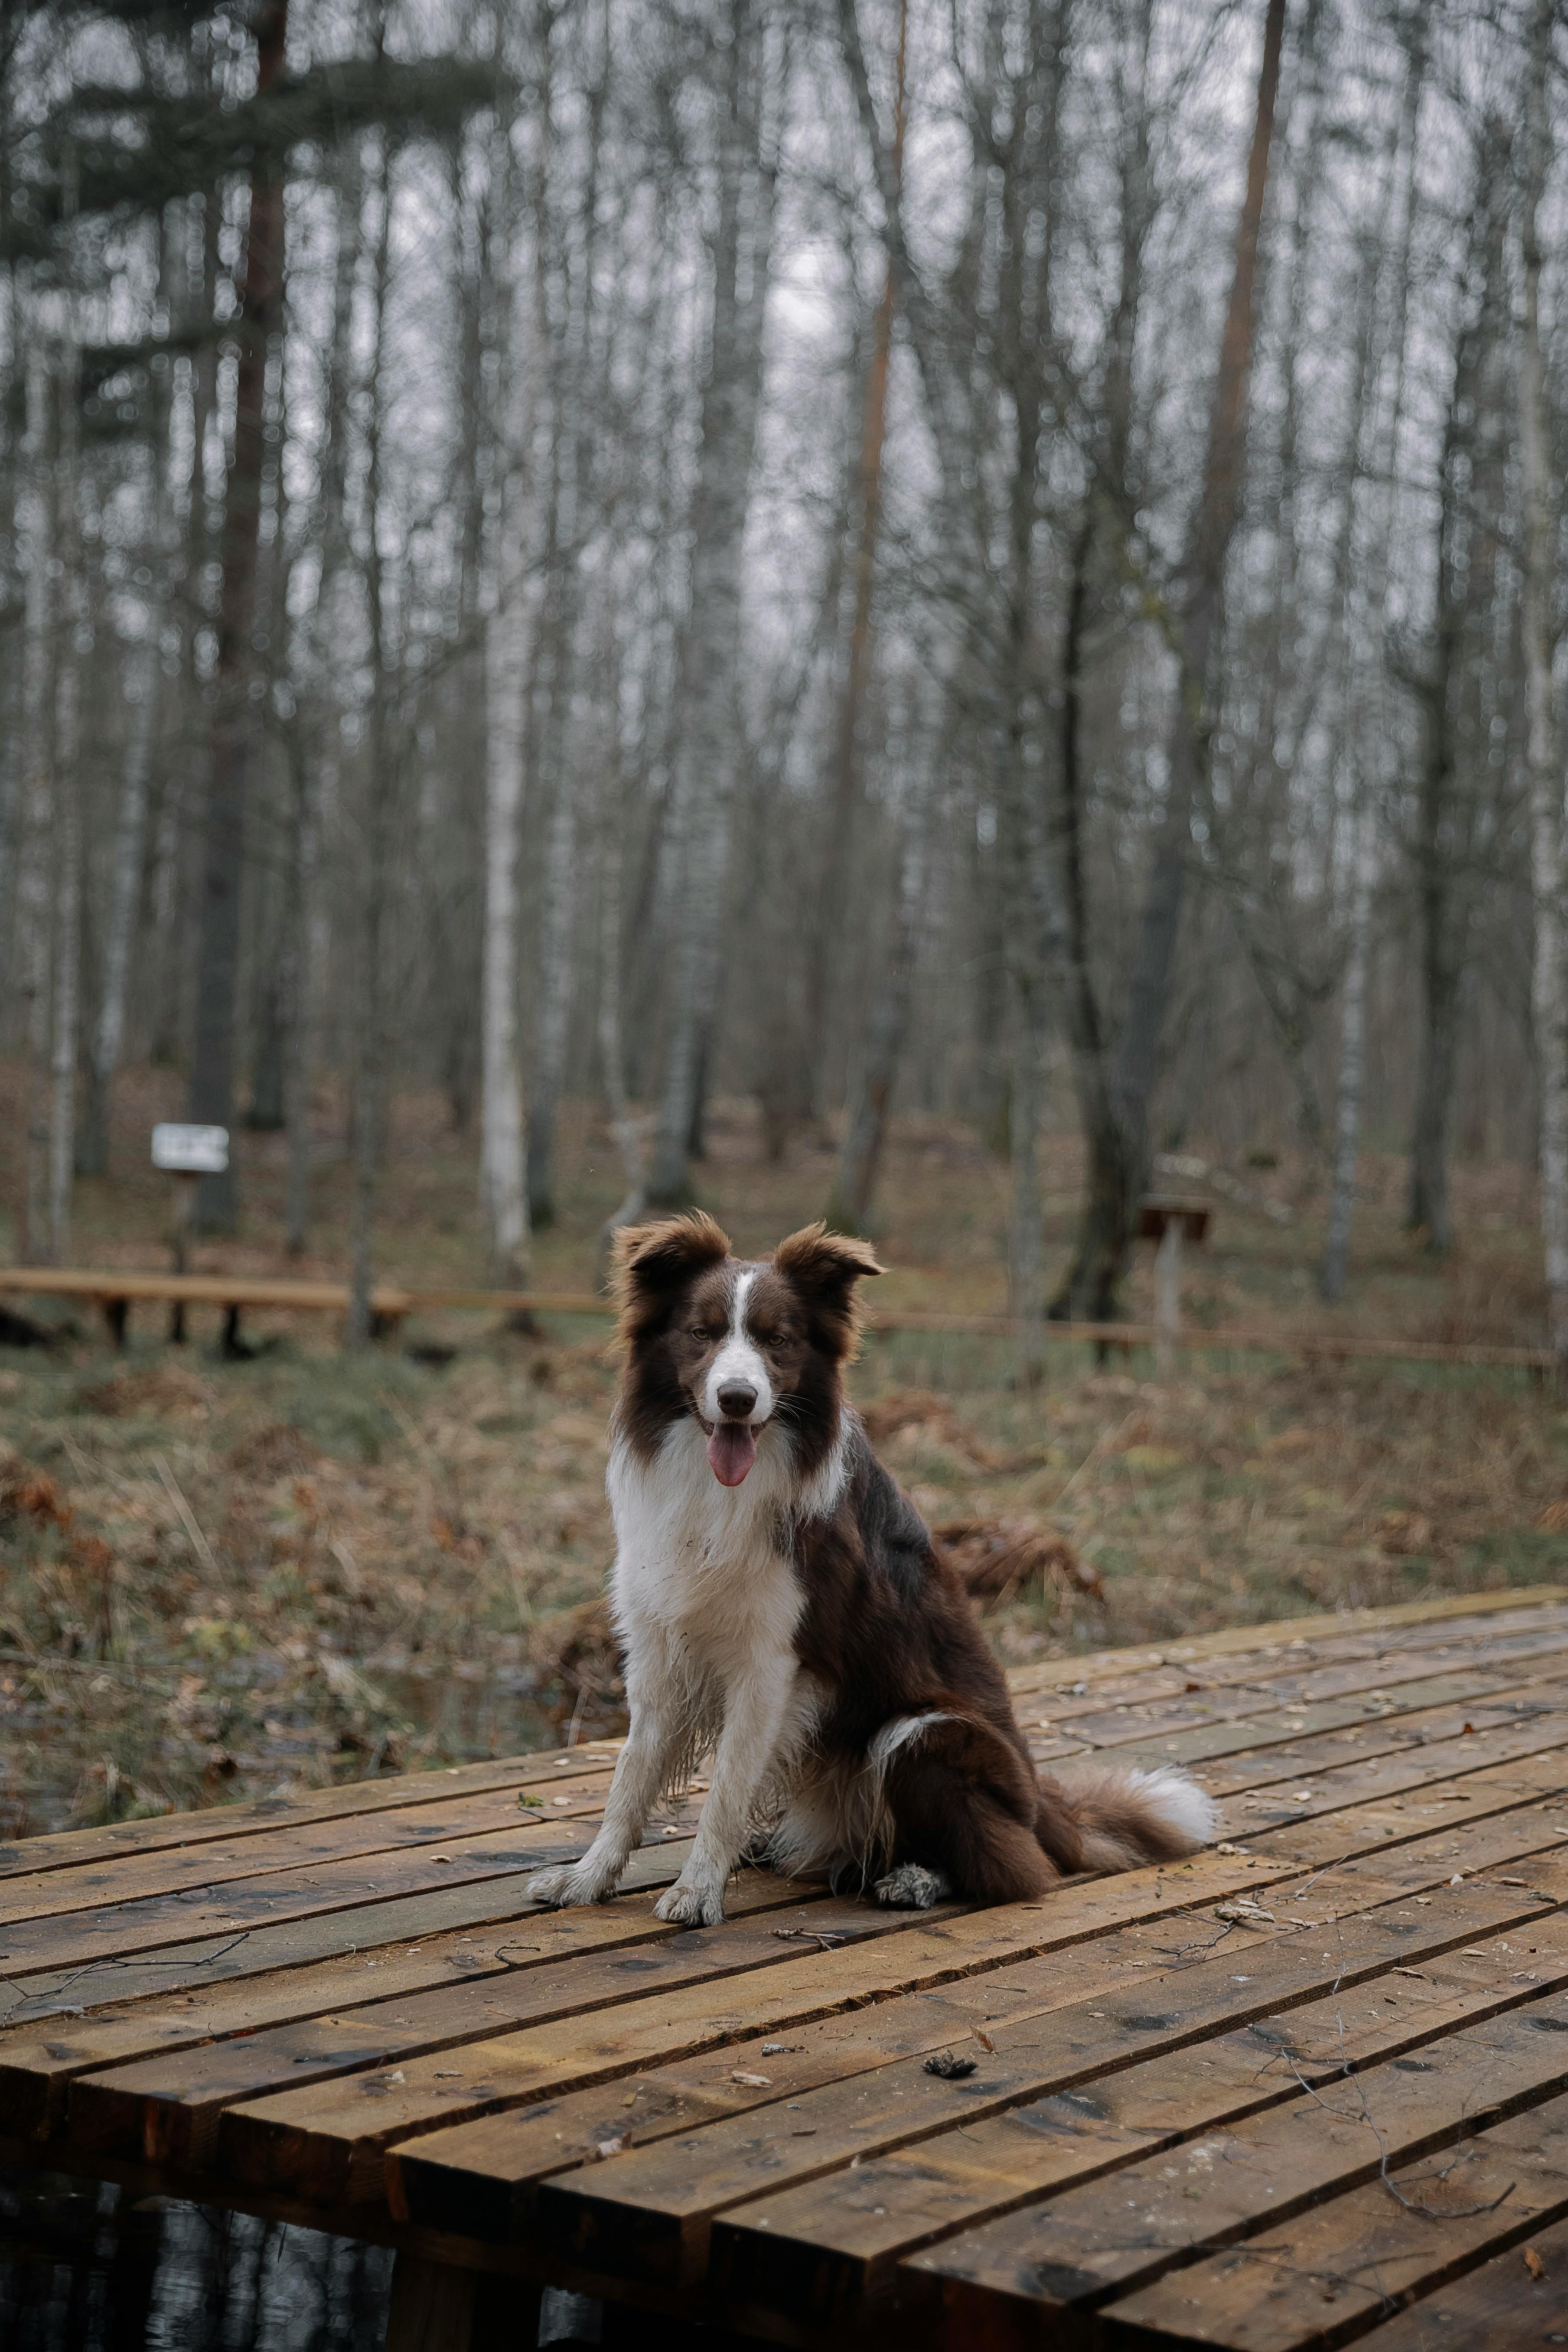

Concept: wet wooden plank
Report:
left=905, top=1993, right=1568, bottom=2330
left=0, top=1837, right=699, bottom=2031
left=65, top=1889, right=931, bottom=2170
left=1174, top=1674, right=1568, bottom=1802
left=1004, top=1595, right=1568, bottom=1700
left=1032, top=1645, right=1568, bottom=1755
left=541, top=1880, right=1560, bottom=2295
left=1210, top=1710, right=1568, bottom=1845
left=0, top=1861, right=808, bottom=2140
left=1101, top=2095, right=1568, bottom=2350
left=0, top=1802, right=676, bottom=1978
left=231, top=1852, right=1304, bottom=2206
left=385, top=1907, right=1283, bottom=2248
left=700, top=1910, right=1568, bottom=2330
left=0, top=1766, right=627, bottom=1929
left=0, top=1745, right=623, bottom=1883
left=1242, top=1748, right=1568, bottom=1870
left=1108, top=1669, right=1568, bottom=1780
left=389, top=1818, right=1568, bottom=2258
left=1347, top=2206, right=1568, bottom=2352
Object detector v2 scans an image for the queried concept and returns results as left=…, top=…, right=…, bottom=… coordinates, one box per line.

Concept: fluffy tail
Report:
left=1038, top=1766, right=1215, bottom=1875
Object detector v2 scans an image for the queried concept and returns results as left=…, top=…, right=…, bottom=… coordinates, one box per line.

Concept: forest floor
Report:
left=1, top=1062, right=1565, bottom=1841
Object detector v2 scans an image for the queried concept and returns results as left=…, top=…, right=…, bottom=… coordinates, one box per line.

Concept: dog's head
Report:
left=612, top=1215, right=882, bottom=1485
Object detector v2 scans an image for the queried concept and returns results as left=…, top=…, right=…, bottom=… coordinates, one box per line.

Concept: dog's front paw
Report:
left=654, top=1877, right=726, bottom=1927
left=873, top=1862, right=951, bottom=1910
left=527, top=1863, right=613, bottom=1909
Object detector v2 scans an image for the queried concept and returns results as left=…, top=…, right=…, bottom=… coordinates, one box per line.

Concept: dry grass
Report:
left=1, top=1072, right=1566, bottom=1837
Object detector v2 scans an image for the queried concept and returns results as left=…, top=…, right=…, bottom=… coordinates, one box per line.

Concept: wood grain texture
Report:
left=6, top=1589, right=1568, bottom=2352
left=550, top=1883, right=1561, bottom=2294
left=0, top=1745, right=622, bottom=1883
left=906, top=1993, right=1568, bottom=2324
left=0, top=1865, right=807, bottom=2141
left=1342, top=2205, right=1568, bottom=2351
left=1099, top=2094, right=1568, bottom=2349
left=225, top=1854, right=1293, bottom=2202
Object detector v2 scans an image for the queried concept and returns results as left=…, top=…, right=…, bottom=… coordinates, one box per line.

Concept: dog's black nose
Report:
left=717, top=1381, right=757, bottom=1420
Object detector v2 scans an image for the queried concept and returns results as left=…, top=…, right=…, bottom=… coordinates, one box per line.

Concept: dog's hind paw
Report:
left=873, top=1862, right=951, bottom=1909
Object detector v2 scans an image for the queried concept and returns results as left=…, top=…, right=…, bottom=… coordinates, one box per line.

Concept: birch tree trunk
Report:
left=1321, top=46, right=1422, bottom=1303
left=49, top=322, right=81, bottom=1262
left=1521, top=0, right=1568, bottom=1360
left=286, top=159, right=361, bottom=1254
left=78, top=641, right=156, bottom=1178
left=803, top=0, right=906, bottom=1121
left=647, top=0, right=782, bottom=1206
left=187, top=0, right=287, bottom=1233
left=1008, top=978, right=1047, bottom=1387
left=1403, top=126, right=1507, bottom=1257
left=347, top=149, right=396, bottom=1349
left=1322, top=802, right=1373, bottom=1303
left=149, top=186, right=220, bottom=1072
left=527, top=6, right=604, bottom=1226
left=482, top=547, right=531, bottom=1284
left=81, top=214, right=176, bottom=1176
left=596, top=682, right=648, bottom=1259
left=479, top=109, right=534, bottom=1290
left=19, top=335, right=57, bottom=1264
left=825, top=770, right=929, bottom=1234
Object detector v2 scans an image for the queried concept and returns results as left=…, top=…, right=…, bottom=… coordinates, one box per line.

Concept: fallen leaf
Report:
left=1524, top=2244, right=1546, bottom=2281
left=973, top=2028, right=996, bottom=2052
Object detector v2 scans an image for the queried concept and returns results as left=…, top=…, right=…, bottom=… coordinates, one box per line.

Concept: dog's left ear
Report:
left=773, top=1223, right=883, bottom=1359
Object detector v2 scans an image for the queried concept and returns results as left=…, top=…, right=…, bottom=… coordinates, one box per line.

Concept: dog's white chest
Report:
left=606, top=1424, right=804, bottom=1670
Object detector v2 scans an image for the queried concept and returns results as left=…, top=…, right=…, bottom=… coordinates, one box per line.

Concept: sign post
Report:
left=151, top=1125, right=228, bottom=1343
left=1137, top=1196, right=1212, bottom=1379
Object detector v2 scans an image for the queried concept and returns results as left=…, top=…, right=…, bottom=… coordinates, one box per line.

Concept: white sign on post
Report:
left=152, top=1124, right=229, bottom=1174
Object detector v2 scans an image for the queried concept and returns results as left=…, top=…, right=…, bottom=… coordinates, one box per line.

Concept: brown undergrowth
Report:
left=1, top=1082, right=1566, bottom=1836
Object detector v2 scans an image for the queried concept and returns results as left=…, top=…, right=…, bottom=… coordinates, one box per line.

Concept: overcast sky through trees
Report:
left=3, top=0, right=1567, bottom=1353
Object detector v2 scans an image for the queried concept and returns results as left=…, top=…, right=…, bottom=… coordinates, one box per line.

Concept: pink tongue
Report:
left=706, top=1421, right=758, bottom=1486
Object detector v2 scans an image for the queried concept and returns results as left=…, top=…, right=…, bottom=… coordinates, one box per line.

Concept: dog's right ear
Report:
left=611, top=1212, right=731, bottom=1342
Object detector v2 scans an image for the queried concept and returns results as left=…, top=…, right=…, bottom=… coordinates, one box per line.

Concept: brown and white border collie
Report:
left=527, top=1214, right=1212, bottom=1929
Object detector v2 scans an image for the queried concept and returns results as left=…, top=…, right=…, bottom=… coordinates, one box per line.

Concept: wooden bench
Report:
left=2, top=1265, right=1559, bottom=1370
left=0, top=1268, right=609, bottom=1352
left=4, top=1584, right=1568, bottom=2346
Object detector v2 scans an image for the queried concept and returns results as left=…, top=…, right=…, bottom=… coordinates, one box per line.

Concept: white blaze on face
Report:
left=700, top=1270, right=774, bottom=1487
left=701, top=1269, right=773, bottom=1427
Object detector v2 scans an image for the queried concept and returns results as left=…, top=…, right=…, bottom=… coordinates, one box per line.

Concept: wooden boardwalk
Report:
left=5, top=1586, right=1568, bottom=2347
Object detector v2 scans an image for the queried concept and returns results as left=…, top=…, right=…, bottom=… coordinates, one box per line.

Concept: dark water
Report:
left=0, top=2174, right=758, bottom=2348
left=0, top=2173, right=391, bottom=2352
